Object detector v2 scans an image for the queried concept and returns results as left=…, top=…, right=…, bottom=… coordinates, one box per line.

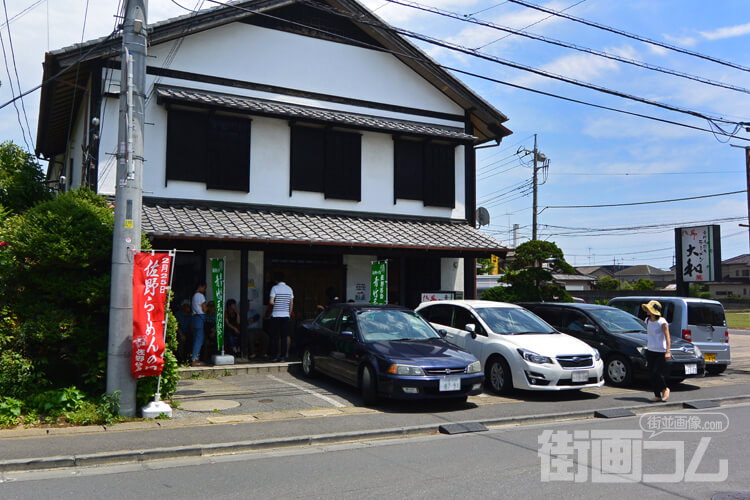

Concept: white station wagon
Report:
left=416, top=300, right=604, bottom=394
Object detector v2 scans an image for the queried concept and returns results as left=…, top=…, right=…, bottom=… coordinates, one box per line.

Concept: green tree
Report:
left=597, top=276, right=620, bottom=290
left=0, top=189, right=114, bottom=393
left=632, top=278, right=655, bottom=291
left=477, top=257, right=493, bottom=275
left=481, top=240, right=575, bottom=302
left=0, top=141, right=51, bottom=213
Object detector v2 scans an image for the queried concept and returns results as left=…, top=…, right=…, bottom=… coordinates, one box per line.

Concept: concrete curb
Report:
left=178, top=362, right=300, bottom=379
left=2, top=393, right=748, bottom=473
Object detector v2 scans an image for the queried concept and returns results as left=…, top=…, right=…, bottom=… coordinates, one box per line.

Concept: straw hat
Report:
left=641, top=300, right=662, bottom=317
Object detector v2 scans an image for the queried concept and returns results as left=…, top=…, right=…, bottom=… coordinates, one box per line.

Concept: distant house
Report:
left=575, top=266, right=614, bottom=279
left=476, top=273, right=595, bottom=294
left=615, top=265, right=674, bottom=288
left=708, top=254, right=750, bottom=298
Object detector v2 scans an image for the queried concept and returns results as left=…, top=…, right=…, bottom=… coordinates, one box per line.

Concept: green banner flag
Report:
left=371, top=261, right=387, bottom=305
left=211, top=258, right=225, bottom=352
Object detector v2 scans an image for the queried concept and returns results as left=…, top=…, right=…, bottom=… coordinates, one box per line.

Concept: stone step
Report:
left=178, top=361, right=301, bottom=379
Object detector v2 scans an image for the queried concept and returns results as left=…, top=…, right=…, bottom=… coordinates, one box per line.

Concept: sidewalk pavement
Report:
left=1, top=367, right=749, bottom=473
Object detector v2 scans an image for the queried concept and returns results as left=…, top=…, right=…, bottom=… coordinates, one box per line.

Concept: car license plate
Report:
left=685, top=364, right=697, bottom=375
left=572, top=371, right=588, bottom=383
left=439, top=376, right=461, bottom=391
left=704, top=353, right=716, bottom=362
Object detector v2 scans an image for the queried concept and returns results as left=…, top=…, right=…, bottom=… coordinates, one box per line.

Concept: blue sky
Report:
left=1, top=0, right=749, bottom=270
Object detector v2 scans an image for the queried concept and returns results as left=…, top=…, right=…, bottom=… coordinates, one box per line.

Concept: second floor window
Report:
left=290, top=125, right=361, bottom=201
left=394, top=138, right=455, bottom=208
left=165, top=109, right=251, bottom=192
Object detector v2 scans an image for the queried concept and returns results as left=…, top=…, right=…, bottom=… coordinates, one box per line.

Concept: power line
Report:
left=63, top=0, right=91, bottom=175
left=446, top=66, right=749, bottom=142
left=477, top=0, right=586, bottom=49
left=0, top=25, right=31, bottom=152
left=299, top=0, right=749, bottom=140
left=546, top=190, right=746, bottom=209
left=506, top=0, right=750, bottom=74
left=1, top=0, right=35, bottom=153
left=205, top=0, right=750, bottom=143
left=385, top=0, right=750, bottom=96
left=549, top=170, right=743, bottom=176
left=0, top=0, right=44, bottom=32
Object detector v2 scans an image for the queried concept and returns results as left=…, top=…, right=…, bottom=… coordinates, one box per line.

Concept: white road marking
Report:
left=266, top=374, right=346, bottom=408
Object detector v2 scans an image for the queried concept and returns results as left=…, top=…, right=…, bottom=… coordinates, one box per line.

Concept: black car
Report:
left=297, top=303, right=484, bottom=404
left=519, top=303, right=705, bottom=387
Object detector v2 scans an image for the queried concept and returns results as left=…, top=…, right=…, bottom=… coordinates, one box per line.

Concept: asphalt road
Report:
left=3, top=404, right=748, bottom=500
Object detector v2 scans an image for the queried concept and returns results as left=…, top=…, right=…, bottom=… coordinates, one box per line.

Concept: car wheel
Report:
left=604, top=355, right=632, bottom=387
left=360, top=365, right=378, bottom=406
left=301, top=348, right=316, bottom=378
left=706, top=364, right=727, bottom=375
left=486, top=356, right=512, bottom=395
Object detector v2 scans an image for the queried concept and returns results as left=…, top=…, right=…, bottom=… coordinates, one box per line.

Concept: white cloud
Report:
left=663, top=33, right=697, bottom=47
left=699, top=22, right=750, bottom=41
left=510, top=51, right=619, bottom=88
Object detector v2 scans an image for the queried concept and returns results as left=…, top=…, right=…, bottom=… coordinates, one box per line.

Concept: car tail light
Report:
left=682, top=329, right=692, bottom=341
left=725, top=331, right=730, bottom=344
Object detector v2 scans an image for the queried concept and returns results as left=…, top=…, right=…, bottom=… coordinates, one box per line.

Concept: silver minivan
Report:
left=607, top=296, right=730, bottom=374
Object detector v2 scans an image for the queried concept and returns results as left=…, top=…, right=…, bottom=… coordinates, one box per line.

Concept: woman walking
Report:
left=642, top=300, right=671, bottom=402
left=191, top=282, right=208, bottom=367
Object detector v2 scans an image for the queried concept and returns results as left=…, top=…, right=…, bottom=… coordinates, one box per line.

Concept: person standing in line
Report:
left=269, top=272, right=294, bottom=362
left=191, top=282, right=208, bottom=367
left=642, top=300, right=671, bottom=402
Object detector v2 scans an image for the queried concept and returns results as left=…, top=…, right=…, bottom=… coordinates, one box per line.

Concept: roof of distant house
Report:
left=722, top=254, right=750, bottom=266
left=616, top=265, right=673, bottom=277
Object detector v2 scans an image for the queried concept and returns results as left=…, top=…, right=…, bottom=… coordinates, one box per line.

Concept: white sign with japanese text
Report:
left=679, top=226, right=716, bottom=282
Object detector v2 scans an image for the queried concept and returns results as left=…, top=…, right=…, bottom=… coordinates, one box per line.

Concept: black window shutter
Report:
left=290, top=125, right=325, bottom=193
left=324, top=130, right=361, bottom=201
left=166, top=109, right=208, bottom=183
left=206, top=115, right=251, bottom=192
left=394, top=138, right=423, bottom=201
left=423, top=142, right=455, bottom=208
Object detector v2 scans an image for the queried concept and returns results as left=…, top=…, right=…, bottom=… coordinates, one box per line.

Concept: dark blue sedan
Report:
left=298, top=303, right=484, bottom=404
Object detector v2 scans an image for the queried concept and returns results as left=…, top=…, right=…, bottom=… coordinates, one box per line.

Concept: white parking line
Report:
left=267, top=374, right=346, bottom=408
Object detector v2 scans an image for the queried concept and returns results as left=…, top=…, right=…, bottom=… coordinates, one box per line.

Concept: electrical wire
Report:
left=384, top=0, right=750, bottom=96
left=477, top=0, right=586, bottom=49
left=0, top=0, right=44, bottom=32
left=549, top=170, right=743, bottom=176
left=0, top=28, right=31, bottom=152
left=1, top=0, right=36, bottom=154
left=506, top=0, right=750, bottom=74
left=546, top=190, right=746, bottom=209
left=202, top=0, right=750, bottom=143
left=298, top=0, right=749, bottom=139
left=445, top=66, right=749, bottom=142
left=63, top=0, right=91, bottom=177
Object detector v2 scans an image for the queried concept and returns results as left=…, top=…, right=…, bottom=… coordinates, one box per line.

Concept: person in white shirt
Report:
left=190, top=282, right=208, bottom=366
left=642, top=300, right=672, bottom=402
left=269, top=272, right=294, bottom=362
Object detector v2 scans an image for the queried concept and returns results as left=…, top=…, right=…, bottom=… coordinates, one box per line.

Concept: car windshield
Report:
left=357, top=309, right=440, bottom=342
left=588, top=308, right=646, bottom=333
left=475, top=307, right=557, bottom=335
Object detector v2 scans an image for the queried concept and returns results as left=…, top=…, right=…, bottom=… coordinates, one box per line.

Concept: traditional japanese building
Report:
left=36, top=0, right=512, bottom=349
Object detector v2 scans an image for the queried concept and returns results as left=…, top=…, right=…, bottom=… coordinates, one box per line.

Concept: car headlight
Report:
left=517, top=348, right=553, bottom=364
left=693, top=345, right=702, bottom=358
left=593, top=348, right=601, bottom=361
left=387, top=364, right=425, bottom=376
left=466, top=360, right=481, bottom=374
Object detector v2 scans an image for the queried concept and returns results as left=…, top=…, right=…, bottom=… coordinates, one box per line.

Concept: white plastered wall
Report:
left=440, top=258, right=464, bottom=294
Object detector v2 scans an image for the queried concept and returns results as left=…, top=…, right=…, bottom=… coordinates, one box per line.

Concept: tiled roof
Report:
left=154, top=85, right=476, bottom=141
left=142, top=198, right=507, bottom=252
left=722, top=254, right=750, bottom=265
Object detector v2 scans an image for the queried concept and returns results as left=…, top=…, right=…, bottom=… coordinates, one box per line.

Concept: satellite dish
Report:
left=477, top=207, right=490, bottom=227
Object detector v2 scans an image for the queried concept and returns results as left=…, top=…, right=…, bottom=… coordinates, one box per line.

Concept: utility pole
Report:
left=730, top=143, right=750, bottom=255
left=520, top=134, right=549, bottom=241
left=106, top=0, right=147, bottom=417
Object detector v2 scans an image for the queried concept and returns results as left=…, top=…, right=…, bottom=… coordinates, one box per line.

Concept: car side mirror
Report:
left=437, top=329, right=447, bottom=338
left=583, top=324, right=597, bottom=333
left=465, top=323, right=477, bottom=338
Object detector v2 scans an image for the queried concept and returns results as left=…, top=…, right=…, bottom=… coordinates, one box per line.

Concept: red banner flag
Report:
left=132, top=252, right=172, bottom=379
